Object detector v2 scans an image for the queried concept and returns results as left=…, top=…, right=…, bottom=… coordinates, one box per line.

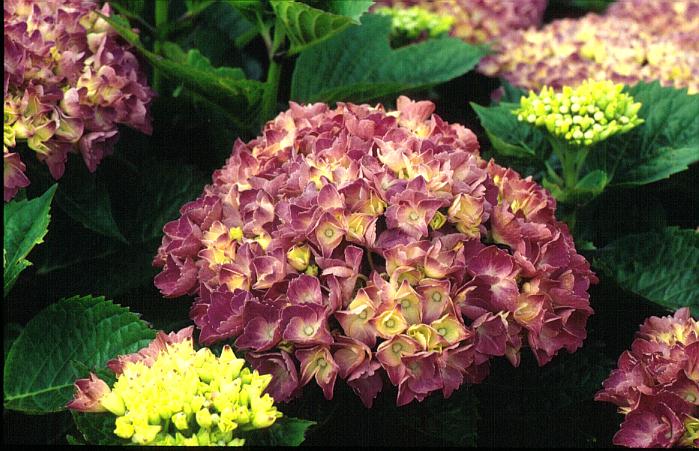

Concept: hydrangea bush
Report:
left=68, top=327, right=282, bottom=446
left=3, top=0, right=154, bottom=201
left=153, top=96, right=597, bottom=407
left=479, top=0, right=699, bottom=93
left=595, top=308, right=699, bottom=448
left=373, top=0, right=547, bottom=44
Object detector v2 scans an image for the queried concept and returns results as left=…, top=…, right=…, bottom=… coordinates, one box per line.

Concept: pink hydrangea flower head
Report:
left=155, top=96, right=597, bottom=406
left=479, top=0, right=699, bottom=93
left=373, top=0, right=547, bottom=44
left=3, top=0, right=154, bottom=201
left=596, top=308, right=699, bottom=448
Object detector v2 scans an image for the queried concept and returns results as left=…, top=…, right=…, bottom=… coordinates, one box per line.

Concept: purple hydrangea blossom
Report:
left=479, top=0, right=699, bottom=93
left=154, top=96, right=597, bottom=407
left=3, top=0, right=154, bottom=201
left=595, top=308, right=699, bottom=448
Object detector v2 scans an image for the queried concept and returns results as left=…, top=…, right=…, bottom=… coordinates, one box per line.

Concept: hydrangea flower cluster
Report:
left=515, top=80, right=643, bottom=147
left=68, top=327, right=282, bottom=446
left=372, top=0, right=547, bottom=45
left=595, top=308, right=699, bottom=448
left=153, top=96, right=597, bottom=407
left=374, top=5, right=454, bottom=44
left=3, top=0, right=154, bottom=201
left=478, top=0, right=699, bottom=93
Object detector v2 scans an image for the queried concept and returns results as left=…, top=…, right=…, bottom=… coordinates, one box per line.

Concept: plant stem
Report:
left=153, top=0, right=168, bottom=93
left=235, top=27, right=261, bottom=49
left=366, top=249, right=377, bottom=273
left=261, top=59, right=281, bottom=123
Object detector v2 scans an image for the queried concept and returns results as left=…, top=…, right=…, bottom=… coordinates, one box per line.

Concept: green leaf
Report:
left=32, top=158, right=206, bottom=298
left=397, top=389, right=478, bottom=446
left=496, top=79, right=528, bottom=104
left=291, top=14, right=488, bottom=103
left=224, top=0, right=270, bottom=23
left=589, top=82, right=699, bottom=187
left=56, top=163, right=126, bottom=243
left=569, top=0, right=615, bottom=12
left=326, top=0, right=373, bottom=20
left=3, top=184, right=57, bottom=296
left=3, top=296, right=155, bottom=413
left=72, top=412, right=125, bottom=445
left=574, top=189, right=668, bottom=247
left=162, top=42, right=247, bottom=81
left=241, top=416, right=316, bottom=446
left=561, top=169, right=608, bottom=203
left=472, top=102, right=548, bottom=160
left=99, top=13, right=264, bottom=131
left=594, top=227, right=699, bottom=315
left=4, top=323, right=23, bottom=357
left=271, top=0, right=362, bottom=55
left=184, top=0, right=216, bottom=15
left=130, top=159, right=209, bottom=245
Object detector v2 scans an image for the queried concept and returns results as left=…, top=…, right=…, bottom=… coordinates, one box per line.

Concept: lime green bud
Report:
left=304, top=264, right=319, bottom=277
left=100, top=391, right=125, bottom=416
left=218, top=408, right=239, bottom=433
left=172, top=412, right=190, bottom=431
left=514, top=79, right=644, bottom=146
left=429, top=211, right=447, bottom=230
left=197, top=428, right=211, bottom=446
left=375, top=6, right=454, bottom=42
left=132, top=423, right=161, bottom=445
left=114, top=416, right=135, bottom=439
left=196, top=408, right=213, bottom=429
left=287, top=244, right=311, bottom=271
left=229, top=227, right=243, bottom=241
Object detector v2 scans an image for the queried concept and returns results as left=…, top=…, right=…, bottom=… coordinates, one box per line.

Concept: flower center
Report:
left=400, top=299, right=411, bottom=308
left=408, top=212, right=419, bottom=221
left=431, top=292, right=442, bottom=302
left=317, top=358, right=327, bottom=368
left=359, top=310, right=368, bottom=320
left=385, top=319, right=395, bottom=328
left=303, top=325, right=315, bottom=336
left=324, top=228, right=334, bottom=238
left=437, top=327, right=447, bottom=336
left=391, top=343, right=402, bottom=353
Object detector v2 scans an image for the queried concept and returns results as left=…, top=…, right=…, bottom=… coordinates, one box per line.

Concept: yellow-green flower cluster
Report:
left=375, top=6, right=454, bottom=41
left=69, top=330, right=282, bottom=446
left=515, top=80, right=644, bottom=146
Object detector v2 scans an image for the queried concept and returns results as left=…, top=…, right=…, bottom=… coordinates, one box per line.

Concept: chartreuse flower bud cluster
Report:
left=375, top=6, right=454, bottom=41
left=68, top=328, right=282, bottom=446
left=515, top=80, right=644, bottom=146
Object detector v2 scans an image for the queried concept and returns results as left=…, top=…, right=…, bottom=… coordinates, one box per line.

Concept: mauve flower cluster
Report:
left=373, top=0, right=547, bottom=45
left=153, top=96, right=597, bottom=407
left=3, top=0, right=154, bottom=201
left=595, top=308, right=699, bottom=448
left=479, top=0, right=699, bottom=94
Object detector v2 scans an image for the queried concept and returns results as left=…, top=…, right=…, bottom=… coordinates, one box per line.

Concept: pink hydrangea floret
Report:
left=595, top=308, right=699, bottom=448
left=154, top=96, right=597, bottom=407
left=3, top=0, right=154, bottom=201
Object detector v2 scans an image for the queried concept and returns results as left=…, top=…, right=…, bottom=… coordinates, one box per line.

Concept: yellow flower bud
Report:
left=172, top=412, right=189, bottom=431
left=114, top=416, right=134, bottom=439
left=287, top=244, right=311, bottom=271
left=100, top=391, right=125, bottom=416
